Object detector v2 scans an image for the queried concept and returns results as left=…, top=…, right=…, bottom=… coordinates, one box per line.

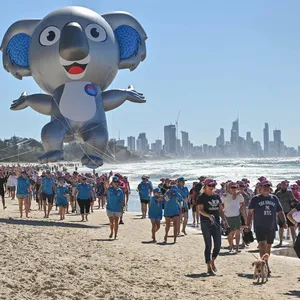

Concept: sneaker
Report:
left=119, top=220, right=124, bottom=225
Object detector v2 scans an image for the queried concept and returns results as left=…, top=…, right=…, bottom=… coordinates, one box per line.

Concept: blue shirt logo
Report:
left=84, top=84, right=97, bottom=96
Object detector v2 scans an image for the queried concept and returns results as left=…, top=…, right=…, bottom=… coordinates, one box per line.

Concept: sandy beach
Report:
left=0, top=199, right=299, bottom=300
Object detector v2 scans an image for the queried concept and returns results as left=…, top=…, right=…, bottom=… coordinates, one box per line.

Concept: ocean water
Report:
left=77, top=157, right=300, bottom=214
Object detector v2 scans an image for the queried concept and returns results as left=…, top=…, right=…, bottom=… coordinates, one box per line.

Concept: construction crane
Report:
left=176, top=110, right=180, bottom=155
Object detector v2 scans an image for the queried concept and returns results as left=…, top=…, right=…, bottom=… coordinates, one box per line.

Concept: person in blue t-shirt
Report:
left=55, top=178, right=69, bottom=220
left=39, top=170, right=55, bottom=218
left=164, top=185, right=182, bottom=244
left=148, top=188, right=164, bottom=242
left=106, top=176, right=125, bottom=239
left=76, top=176, right=94, bottom=222
left=137, top=175, right=153, bottom=219
left=16, top=170, right=31, bottom=218
left=177, top=177, right=189, bottom=235
left=245, top=180, right=287, bottom=275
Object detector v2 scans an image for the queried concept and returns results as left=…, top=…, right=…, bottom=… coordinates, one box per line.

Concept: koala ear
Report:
left=102, top=12, right=147, bottom=71
left=1, top=19, right=40, bottom=80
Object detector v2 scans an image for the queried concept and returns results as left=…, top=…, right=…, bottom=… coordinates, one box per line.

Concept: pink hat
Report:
left=204, top=179, right=216, bottom=186
left=261, top=180, right=271, bottom=186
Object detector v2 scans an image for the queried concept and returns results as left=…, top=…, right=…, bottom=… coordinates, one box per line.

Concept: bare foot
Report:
left=182, top=230, right=187, bottom=235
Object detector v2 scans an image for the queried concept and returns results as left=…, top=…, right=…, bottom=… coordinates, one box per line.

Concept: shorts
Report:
left=150, top=219, right=161, bottom=223
left=42, top=193, right=54, bottom=205
left=255, top=231, right=276, bottom=244
left=165, top=214, right=179, bottom=219
left=8, top=186, right=16, bottom=191
left=141, top=200, right=150, bottom=204
left=181, top=207, right=188, bottom=214
left=278, top=212, right=294, bottom=228
left=58, top=204, right=67, bottom=208
left=106, top=210, right=122, bottom=218
left=17, top=194, right=28, bottom=199
left=226, top=215, right=241, bottom=230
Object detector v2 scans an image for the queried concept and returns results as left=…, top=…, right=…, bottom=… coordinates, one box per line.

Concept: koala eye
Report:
left=39, top=26, right=60, bottom=46
left=85, top=24, right=106, bottom=42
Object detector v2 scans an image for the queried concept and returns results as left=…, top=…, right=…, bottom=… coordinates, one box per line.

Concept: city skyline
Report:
left=114, top=118, right=299, bottom=158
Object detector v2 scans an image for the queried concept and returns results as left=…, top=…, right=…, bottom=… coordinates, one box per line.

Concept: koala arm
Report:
left=102, top=85, right=146, bottom=112
left=10, top=92, right=52, bottom=116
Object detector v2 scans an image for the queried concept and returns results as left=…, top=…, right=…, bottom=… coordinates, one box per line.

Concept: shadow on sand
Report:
left=185, top=273, right=217, bottom=278
left=0, top=218, right=100, bottom=229
left=283, top=291, right=300, bottom=298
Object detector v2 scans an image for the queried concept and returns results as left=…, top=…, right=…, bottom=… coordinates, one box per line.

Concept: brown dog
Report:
left=252, top=253, right=269, bottom=283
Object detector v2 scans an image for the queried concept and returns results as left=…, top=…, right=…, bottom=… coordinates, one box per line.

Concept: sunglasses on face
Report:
left=207, top=184, right=215, bottom=188
left=263, top=185, right=270, bottom=188
left=231, top=187, right=237, bottom=189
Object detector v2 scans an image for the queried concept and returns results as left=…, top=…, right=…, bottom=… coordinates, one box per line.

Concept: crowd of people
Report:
left=1, top=164, right=300, bottom=275
left=133, top=175, right=300, bottom=275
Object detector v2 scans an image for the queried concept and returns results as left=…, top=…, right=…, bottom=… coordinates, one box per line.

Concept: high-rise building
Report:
left=164, top=125, right=176, bottom=155
left=155, top=139, right=163, bottom=154
left=263, top=123, right=269, bottom=156
left=136, top=133, right=149, bottom=154
left=127, top=136, right=135, bottom=152
left=230, top=119, right=239, bottom=145
left=181, top=131, right=189, bottom=156
left=273, top=129, right=281, bottom=156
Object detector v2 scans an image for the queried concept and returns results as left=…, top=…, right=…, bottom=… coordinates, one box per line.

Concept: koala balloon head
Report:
left=1, top=6, right=147, bottom=94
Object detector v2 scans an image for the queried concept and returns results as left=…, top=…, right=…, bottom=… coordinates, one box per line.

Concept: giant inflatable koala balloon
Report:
left=1, top=6, right=147, bottom=168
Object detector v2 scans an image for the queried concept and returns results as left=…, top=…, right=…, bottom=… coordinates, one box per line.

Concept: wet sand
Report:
left=0, top=198, right=300, bottom=300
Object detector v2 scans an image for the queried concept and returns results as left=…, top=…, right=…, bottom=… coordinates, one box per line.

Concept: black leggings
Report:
left=77, top=199, right=90, bottom=215
left=294, top=232, right=300, bottom=259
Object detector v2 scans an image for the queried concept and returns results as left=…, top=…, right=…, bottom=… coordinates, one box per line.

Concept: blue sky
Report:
left=1, top=0, right=300, bottom=147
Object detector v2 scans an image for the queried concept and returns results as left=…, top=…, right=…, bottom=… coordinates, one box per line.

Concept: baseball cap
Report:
left=258, top=176, right=266, bottom=182
left=142, top=175, right=147, bottom=179
left=238, top=181, right=246, bottom=187
left=21, top=170, right=27, bottom=174
left=204, top=179, right=216, bottom=186
left=153, top=188, right=161, bottom=193
left=229, top=182, right=238, bottom=188
left=160, top=178, right=165, bottom=182
left=46, top=170, right=51, bottom=174
left=198, top=176, right=206, bottom=180
left=178, top=177, right=186, bottom=182
left=112, top=176, right=119, bottom=183
left=261, top=180, right=271, bottom=186
left=291, top=184, right=299, bottom=190
left=280, top=180, right=288, bottom=186
left=82, top=176, right=87, bottom=180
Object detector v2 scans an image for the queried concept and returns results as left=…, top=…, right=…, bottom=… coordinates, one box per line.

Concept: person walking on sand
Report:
left=106, top=176, right=125, bottom=239
left=137, top=175, right=153, bottom=219
left=245, top=180, right=287, bottom=276
left=16, top=170, right=31, bottom=218
left=221, top=182, right=246, bottom=253
left=148, top=188, right=164, bottom=242
left=177, top=177, right=189, bottom=235
left=164, top=185, right=182, bottom=244
left=55, top=178, right=69, bottom=220
left=276, top=181, right=298, bottom=246
left=76, top=176, right=94, bottom=222
left=40, top=170, right=55, bottom=218
left=197, top=178, right=228, bottom=275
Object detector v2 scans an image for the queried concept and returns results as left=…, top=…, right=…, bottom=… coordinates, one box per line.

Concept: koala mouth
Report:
left=60, top=55, right=90, bottom=79
left=63, top=63, right=88, bottom=75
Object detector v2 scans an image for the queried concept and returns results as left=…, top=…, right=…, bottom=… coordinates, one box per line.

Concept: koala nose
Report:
left=59, top=22, right=89, bottom=61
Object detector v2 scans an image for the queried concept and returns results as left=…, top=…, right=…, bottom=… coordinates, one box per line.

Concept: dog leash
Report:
left=251, top=253, right=259, bottom=260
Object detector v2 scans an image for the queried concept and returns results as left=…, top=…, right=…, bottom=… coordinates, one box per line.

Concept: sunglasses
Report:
left=207, top=184, right=216, bottom=188
left=263, top=184, right=270, bottom=188
left=231, top=186, right=237, bottom=189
